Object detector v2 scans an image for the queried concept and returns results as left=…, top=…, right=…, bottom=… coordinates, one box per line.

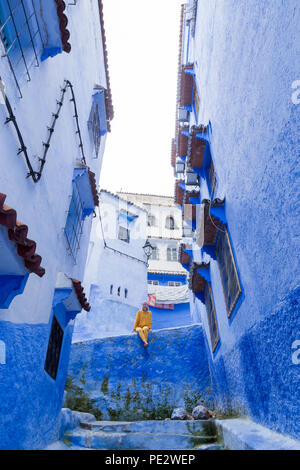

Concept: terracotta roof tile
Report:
left=0, top=193, right=45, bottom=277
left=71, top=279, right=91, bottom=311
left=171, top=138, right=177, bottom=167
left=98, top=0, right=114, bottom=131
left=179, top=243, right=192, bottom=266
left=202, top=198, right=224, bottom=245
left=55, top=0, right=71, bottom=53
left=87, top=168, right=99, bottom=207
left=174, top=180, right=185, bottom=206
left=188, top=262, right=210, bottom=293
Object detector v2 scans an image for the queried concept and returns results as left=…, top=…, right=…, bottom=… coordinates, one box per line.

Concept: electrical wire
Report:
left=0, top=78, right=87, bottom=182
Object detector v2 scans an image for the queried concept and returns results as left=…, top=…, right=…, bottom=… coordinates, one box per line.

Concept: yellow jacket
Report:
left=134, top=310, right=152, bottom=330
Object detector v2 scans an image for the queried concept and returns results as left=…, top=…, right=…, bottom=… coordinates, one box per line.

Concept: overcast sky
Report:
left=100, top=0, right=185, bottom=197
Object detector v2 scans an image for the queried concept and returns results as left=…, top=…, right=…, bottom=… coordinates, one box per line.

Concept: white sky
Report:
left=100, top=0, right=185, bottom=197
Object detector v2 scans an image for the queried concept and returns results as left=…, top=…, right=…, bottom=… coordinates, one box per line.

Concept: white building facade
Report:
left=117, top=193, right=191, bottom=329
left=0, top=0, right=113, bottom=450
left=73, top=190, right=148, bottom=340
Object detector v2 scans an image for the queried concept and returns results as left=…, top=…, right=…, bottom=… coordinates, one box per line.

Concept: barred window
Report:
left=88, top=90, right=107, bottom=157
left=64, top=182, right=84, bottom=262
left=204, top=283, right=219, bottom=352
left=216, top=226, right=242, bottom=318
left=44, top=316, right=64, bottom=380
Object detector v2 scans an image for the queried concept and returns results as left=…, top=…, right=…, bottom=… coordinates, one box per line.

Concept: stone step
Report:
left=66, top=429, right=217, bottom=450
left=80, top=419, right=217, bottom=436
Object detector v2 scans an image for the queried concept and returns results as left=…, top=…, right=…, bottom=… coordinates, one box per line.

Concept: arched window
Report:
left=124, top=288, right=128, bottom=298
left=110, top=285, right=113, bottom=295
left=117, top=287, right=121, bottom=296
left=165, top=216, right=175, bottom=230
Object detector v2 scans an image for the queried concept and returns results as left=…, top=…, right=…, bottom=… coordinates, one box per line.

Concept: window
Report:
left=168, top=281, right=182, bottom=286
left=167, top=247, right=178, bottom=261
left=207, top=158, right=216, bottom=198
left=165, top=216, right=176, bottom=230
left=118, top=226, right=130, bottom=243
left=147, top=214, right=156, bottom=227
left=216, top=226, right=242, bottom=318
left=193, top=82, right=200, bottom=117
left=148, top=280, right=159, bottom=286
left=150, top=246, right=159, bottom=260
left=64, top=182, right=84, bottom=262
left=124, top=288, right=128, bottom=298
left=88, top=90, right=107, bottom=156
left=0, top=0, right=43, bottom=96
left=204, top=283, right=219, bottom=352
left=117, top=287, right=121, bottom=296
left=44, top=315, right=64, bottom=380
left=110, top=284, right=113, bottom=295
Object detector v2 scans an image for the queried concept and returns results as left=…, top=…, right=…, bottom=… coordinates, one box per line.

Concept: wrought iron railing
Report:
left=0, top=0, right=44, bottom=98
left=0, top=79, right=87, bottom=182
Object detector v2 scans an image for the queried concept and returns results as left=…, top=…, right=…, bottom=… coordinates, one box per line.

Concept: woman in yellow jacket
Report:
left=133, top=302, right=152, bottom=348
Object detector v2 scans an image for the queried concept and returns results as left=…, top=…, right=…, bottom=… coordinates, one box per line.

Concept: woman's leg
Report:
left=136, top=327, right=146, bottom=343
left=142, top=326, right=149, bottom=343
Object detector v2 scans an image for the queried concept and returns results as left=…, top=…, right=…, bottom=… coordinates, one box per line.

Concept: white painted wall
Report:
left=73, top=190, right=148, bottom=340
left=0, top=1, right=109, bottom=325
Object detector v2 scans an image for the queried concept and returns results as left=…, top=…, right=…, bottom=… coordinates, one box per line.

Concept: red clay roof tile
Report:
left=55, top=0, right=71, bottom=53
left=0, top=193, right=45, bottom=277
left=71, top=278, right=91, bottom=311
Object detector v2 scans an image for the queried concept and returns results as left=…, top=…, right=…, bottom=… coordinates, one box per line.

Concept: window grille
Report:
left=64, top=181, right=84, bottom=262
left=216, top=226, right=242, bottom=318
left=0, top=0, right=43, bottom=98
left=204, top=282, right=219, bottom=352
left=90, top=101, right=101, bottom=154
left=88, top=90, right=107, bottom=157
left=44, top=315, right=64, bottom=380
left=118, top=225, right=130, bottom=243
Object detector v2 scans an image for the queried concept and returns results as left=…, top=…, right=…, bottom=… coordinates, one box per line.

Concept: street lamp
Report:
left=143, top=239, right=154, bottom=266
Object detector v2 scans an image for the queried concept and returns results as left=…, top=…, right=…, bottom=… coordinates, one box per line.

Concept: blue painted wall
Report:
left=148, top=273, right=187, bottom=285
left=148, top=272, right=191, bottom=329
left=186, top=0, right=300, bottom=440
left=65, top=325, right=213, bottom=421
left=0, top=317, right=74, bottom=450
left=152, top=303, right=191, bottom=330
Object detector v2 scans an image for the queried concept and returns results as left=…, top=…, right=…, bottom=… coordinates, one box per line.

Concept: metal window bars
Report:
left=0, top=0, right=44, bottom=98
left=64, top=182, right=84, bottom=263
